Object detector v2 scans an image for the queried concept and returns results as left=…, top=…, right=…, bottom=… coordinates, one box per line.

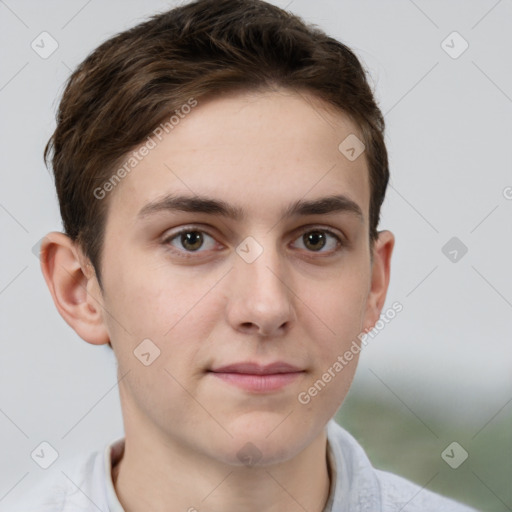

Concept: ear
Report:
left=362, top=230, right=395, bottom=332
left=39, top=232, right=110, bottom=346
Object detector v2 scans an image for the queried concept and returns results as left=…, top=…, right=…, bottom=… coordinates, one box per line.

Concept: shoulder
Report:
left=325, top=420, right=480, bottom=512
left=375, top=469, right=479, bottom=512
left=2, top=445, right=108, bottom=512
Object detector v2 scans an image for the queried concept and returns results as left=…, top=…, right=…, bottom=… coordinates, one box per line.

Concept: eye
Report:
left=164, top=228, right=218, bottom=254
left=162, top=226, right=343, bottom=258
left=291, top=229, right=342, bottom=253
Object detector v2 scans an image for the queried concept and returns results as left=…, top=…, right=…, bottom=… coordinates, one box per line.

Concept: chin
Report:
left=220, top=414, right=310, bottom=467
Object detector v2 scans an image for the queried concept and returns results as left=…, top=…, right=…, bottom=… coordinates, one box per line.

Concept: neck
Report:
left=112, top=425, right=331, bottom=512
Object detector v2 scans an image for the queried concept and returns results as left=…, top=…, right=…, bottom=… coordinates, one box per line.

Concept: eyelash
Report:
left=162, top=225, right=345, bottom=259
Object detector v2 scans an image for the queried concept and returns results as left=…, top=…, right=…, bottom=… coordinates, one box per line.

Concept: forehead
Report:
left=107, top=89, right=370, bottom=225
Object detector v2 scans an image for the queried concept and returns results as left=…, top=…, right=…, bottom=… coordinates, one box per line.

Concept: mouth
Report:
left=207, top=362, right=305, bottom=393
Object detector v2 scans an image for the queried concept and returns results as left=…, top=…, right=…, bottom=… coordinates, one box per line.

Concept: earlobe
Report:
left=40, top=232, right=110, bottom=346
left=362, top=230, right=395, bottom=333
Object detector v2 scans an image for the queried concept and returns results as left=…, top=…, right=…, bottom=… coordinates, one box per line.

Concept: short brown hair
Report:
left=44, top=0, right=389, bottom=286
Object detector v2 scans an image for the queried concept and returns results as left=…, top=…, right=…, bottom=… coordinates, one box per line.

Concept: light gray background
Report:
left=1, top=0, right=511, bottom=510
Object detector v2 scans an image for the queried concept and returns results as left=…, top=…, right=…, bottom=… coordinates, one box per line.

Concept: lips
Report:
left=209, top=362, right=303, bottom=375
left=208, top=362, right=304, bottom=393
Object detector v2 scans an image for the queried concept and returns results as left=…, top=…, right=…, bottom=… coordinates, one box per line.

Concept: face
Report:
left=94, top=89, right=384, bottom=466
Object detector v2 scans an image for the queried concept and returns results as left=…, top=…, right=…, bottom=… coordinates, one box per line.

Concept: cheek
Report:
left=105, top=257, right=201, bottom=330
left=298, top=264, right=370, bottom=347
left=297, top=283, right=365, bottom=415
left=103, top=263, right=223, bottom=369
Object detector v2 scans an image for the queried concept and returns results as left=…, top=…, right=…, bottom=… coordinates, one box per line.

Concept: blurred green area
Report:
left=334, top=385, right=512, bottom=511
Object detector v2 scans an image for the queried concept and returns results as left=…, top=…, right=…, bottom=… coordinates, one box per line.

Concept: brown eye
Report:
left=303, top=231, right=326, bottom=251
left=165, top=229, right=217, bottom=253
left=180, top=231, right=204, bottom=251
left=292, top=229, right=341, bottom=253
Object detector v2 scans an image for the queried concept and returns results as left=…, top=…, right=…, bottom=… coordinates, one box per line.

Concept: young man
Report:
left=15, top=0, right=478, bottom=510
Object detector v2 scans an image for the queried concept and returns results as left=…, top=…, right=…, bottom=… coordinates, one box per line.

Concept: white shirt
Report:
left=5, top=420, right=479, bottom=511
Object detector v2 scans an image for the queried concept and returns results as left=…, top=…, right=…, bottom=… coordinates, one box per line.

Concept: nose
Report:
left=226, top=241, right=295, bottom=337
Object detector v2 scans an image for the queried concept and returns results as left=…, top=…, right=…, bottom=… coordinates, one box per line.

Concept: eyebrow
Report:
left=137, top=193, right=364, bottom=222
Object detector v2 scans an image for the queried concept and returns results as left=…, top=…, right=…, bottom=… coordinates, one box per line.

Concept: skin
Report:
left=41, top=88, right=394, bottom=512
